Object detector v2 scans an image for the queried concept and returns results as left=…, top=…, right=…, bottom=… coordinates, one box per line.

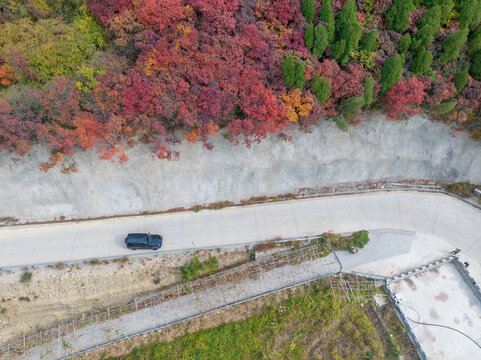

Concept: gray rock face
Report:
left=1, top=113, right=480, bottom=222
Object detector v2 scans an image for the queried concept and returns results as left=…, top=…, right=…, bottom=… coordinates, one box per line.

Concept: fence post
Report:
left=23, top=333, right=25, bottom=353
left=134, top=300, right=138, bottom=311
left=107, top=307, right=110, bottom=318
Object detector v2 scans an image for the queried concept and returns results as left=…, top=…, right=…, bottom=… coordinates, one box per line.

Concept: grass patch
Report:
left=180, top=255, right=219, bottom=281
left=322, top=230, right=370, bottom=251
left=20, top=271, right=32, bottom=283
left=105, top=283, right=416, bottom=360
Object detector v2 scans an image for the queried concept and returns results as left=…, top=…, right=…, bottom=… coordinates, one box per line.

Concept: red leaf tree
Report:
left=386, top=77, right=425, bottom=120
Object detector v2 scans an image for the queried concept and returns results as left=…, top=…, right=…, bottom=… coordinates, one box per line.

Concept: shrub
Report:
left=386, top=0, right=415, bottom=33
left=180, top=255, right=219, bottom=281
left=319, top=0, right=335, bottom=43
left=386, top=77, right=425, bottom=119
left=470, top=51, right=481, bottom=80
left=0, top=16, right=104, bottom=83
left=381, top=54, right=403, bottom=94
left=360, top=30, right=378, bottom=52
left=282, top=55, right=296, bottom=88
left=341, top=96, right=365, bottom=119
left=468, top=28, right=481, bottom=56
left=363, top=75, right=375, bottom=106
left=304, top=23, right=314, bottom=50
left=313, top=25, right=329, bottom=59
left=294, top=63, right=305, bottom=89
left=411, top=47, right=433, bottom=76
left=439, top=29, right=469, bottom=66
left=398, top=34, right=411, bottom=54
left=0, top=308, right=6, bottom=315
left=310, top=75, right=331, bottom=105
left=20, top=271, right=32, bottom=283
left=335, top=116, right=349, bottom=131
left=435, top=100, right=457, bottom=114
left=301, top=0, right=315, bottom=23
left=352, top=230, right=369, bottom=249
left=455, top=67, right=469, bottom=93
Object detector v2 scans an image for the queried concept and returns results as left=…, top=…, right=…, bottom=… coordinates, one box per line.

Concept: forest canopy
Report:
left=0, top=0, right=480, bottom=171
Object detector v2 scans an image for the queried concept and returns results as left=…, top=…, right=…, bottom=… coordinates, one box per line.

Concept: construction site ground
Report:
left=388, top=262, right=481, bottom=359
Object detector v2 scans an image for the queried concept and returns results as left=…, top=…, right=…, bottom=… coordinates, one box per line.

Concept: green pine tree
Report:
left=360, top=30, right=378, bottom=52
left=411, top=47, right=433, bottom=76
left=310, top=75, right=331, bottom=105
left=294, top=63, right=305, bottom=89
left=320, top=0, right=335, bottom=43
left=313, top=25, right=329, bottom=59
left=301, top=0, right=315, bottom=23
left=305, top=23, right=314, bottom=50
left=386, top=0, right=415, bottom=33
left=330, top=39, right=346, bottom=63
left=470, top=51, right=481, bottom=80
left=363, top=76, right=375, bottom=106
left=381, top=54, right=403, bottom=94
left=282, top=55, right=296, bottom=88
left=439, top=29, right=469, bottom=66
left=455, top=67, right=469, bottom=93
left=468, top=27, right=481, bottom=56
left=418, top=6, right=441, bottom=33
left=398, top=34, right=411, bottom=54
left=341, top=97, right=365, bottom=119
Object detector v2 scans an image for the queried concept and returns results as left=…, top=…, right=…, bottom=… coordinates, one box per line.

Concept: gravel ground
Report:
left=18, top=252, right=340, bottom=360
left=1, top=113, right=480, bottom=223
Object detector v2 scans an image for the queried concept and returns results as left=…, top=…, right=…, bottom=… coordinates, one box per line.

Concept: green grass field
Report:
left=105, top=283, right=418, bottom=360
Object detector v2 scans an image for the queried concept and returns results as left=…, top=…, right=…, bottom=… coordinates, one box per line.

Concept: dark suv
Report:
left=125, top=233, right=162, bottom=250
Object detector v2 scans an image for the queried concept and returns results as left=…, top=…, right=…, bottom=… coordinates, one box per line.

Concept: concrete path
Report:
left=0, top=191, right=480, bottom=269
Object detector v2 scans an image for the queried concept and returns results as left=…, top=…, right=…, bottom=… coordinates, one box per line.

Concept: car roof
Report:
left=126, top=233, right=148, bottom=239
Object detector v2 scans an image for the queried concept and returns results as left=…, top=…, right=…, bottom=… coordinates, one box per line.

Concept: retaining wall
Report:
left=1, top=113, right=480, bottom=222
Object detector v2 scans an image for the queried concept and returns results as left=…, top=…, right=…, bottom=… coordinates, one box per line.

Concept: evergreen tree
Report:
left=454, top=67, right=469, bottom=93
left=305, top=23, right=314, bottom=50
left=418, top=6, right=441, bottom=33
left=313, top=25, right=329, bottom=59
left=411, top=47, right=433, bottom=76
left=335, top=0, right=362, bottom=65
left=459, top=0, right=481, bottom=29
left=294, top=63, right=305, bottom=89
left=320, top=0, right=335, bottom=43
left=435, top=101, right=457, bottom=115
left=310, top=75, right=331, bottom=105
left=360, top=30, right=378, bottom=52
left=381, top=54, right=403, bottom=94
left=398, top=34, right=411, bottom=54
left=386, top=0, right=415, bottom=33
left=439, top=29, right=469, bottom=66
left=470, top=51, right=481, bottom=80
left=412, top=25, right=436, bottom=50
left=301, top=0, right=315, bottom=23
left=363, top=76, right=375, bottom=106
left=341, top=96, right=365, bottom=119
left=282, top=55, right=296, bottom=88
left=468, top=27, right=481, bottom=56
left=330, top=39, right=346, bottom=63
left=424, top=0, right=454, bottom=23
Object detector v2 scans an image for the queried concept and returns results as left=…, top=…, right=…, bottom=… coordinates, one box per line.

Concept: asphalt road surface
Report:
left=0, top=191, right=480, bottom=268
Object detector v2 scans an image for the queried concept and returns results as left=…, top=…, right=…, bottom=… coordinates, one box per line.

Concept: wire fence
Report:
left=0, top=240, right=341, bottom=360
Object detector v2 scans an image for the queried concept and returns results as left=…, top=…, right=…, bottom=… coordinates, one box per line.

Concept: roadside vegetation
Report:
left=104, top=282, right=418, bottom=360
left=180, top=254, right=219, bottom=281
left=0, top=0, right=480, bottom=171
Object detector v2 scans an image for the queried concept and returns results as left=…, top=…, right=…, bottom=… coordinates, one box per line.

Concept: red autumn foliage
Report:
left=136, top=0, right=185, bottom=33
left=386, top=78, right=425, bottom=120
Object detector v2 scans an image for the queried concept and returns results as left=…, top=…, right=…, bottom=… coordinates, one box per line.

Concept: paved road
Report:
left=0, top=191, right=480, bottom=268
